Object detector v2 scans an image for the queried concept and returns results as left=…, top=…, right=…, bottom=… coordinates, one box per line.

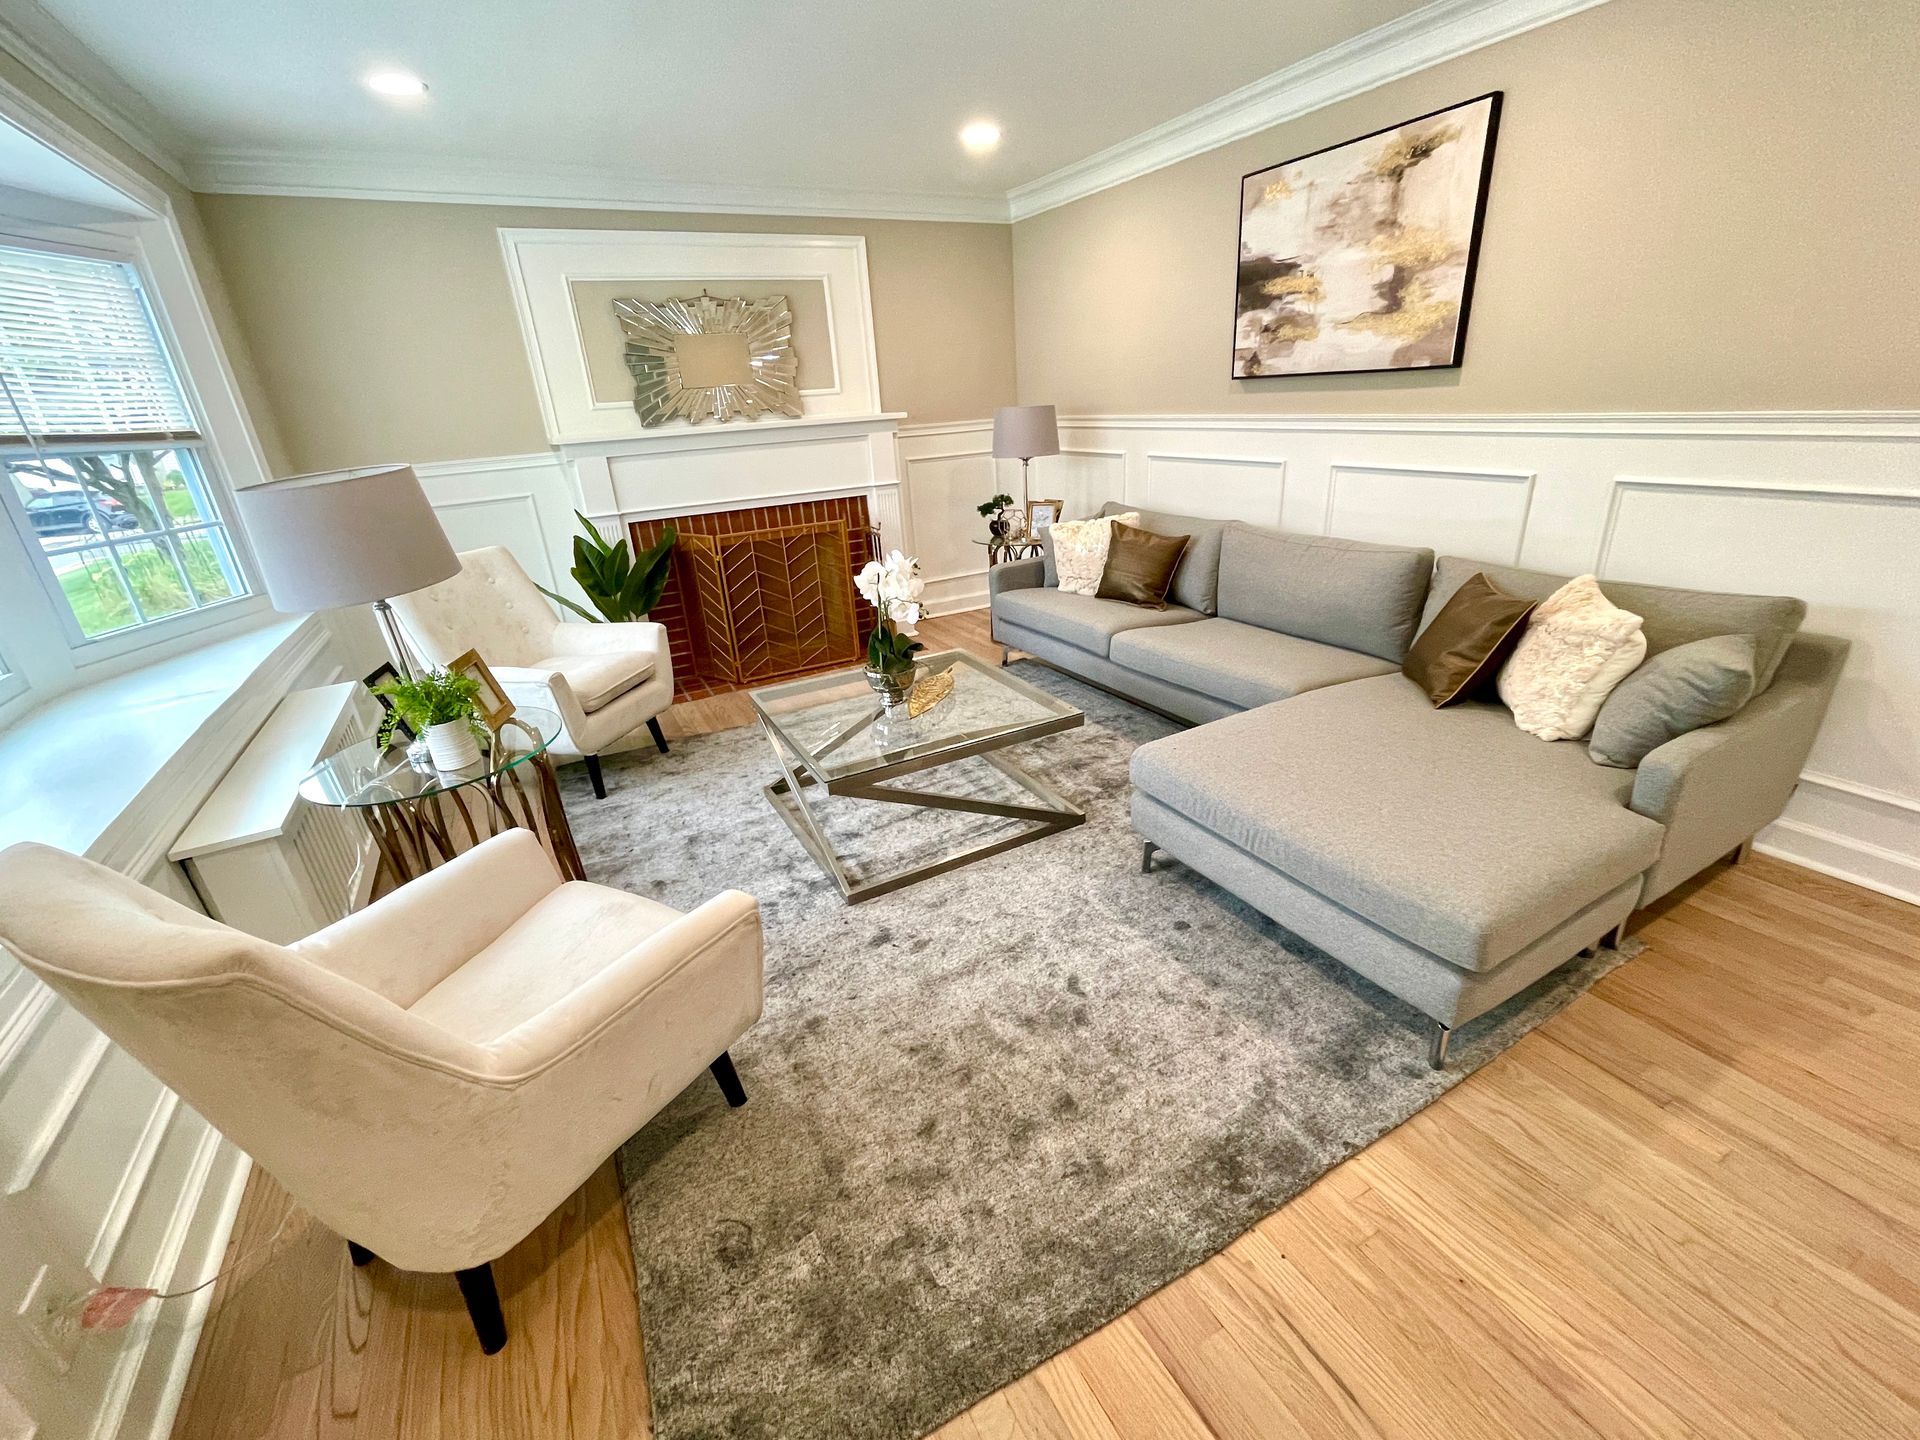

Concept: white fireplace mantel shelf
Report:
left=554, top=410, right=907, bottom=463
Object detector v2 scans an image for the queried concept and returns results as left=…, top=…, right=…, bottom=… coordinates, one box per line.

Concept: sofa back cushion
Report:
left=1216, top=525, right=1435, bottom=663
left=1422, top=556, right=1807, bottom=691
left=1099, top=502, right=1227, bottom=614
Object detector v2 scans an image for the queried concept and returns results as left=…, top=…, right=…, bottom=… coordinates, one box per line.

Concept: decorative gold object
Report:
left=615, top=292, right=802, bottom=427
left=907, top=668, right=955, bottom=718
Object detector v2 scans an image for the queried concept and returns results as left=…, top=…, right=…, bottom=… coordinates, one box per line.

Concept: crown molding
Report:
left=3, top=0, right=1606, bottom=226
left=186, top=148, right=1013, bottom=224
left=1006, top=0, right=1613, bottom=220
left=0, top=0, right=191, bottom=186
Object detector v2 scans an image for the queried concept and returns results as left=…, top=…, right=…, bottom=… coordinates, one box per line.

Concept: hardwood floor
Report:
left=169, top=608, right=1920, bottom=1440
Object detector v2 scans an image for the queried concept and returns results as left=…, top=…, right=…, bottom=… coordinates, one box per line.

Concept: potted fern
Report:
left=372, top=669, right=488, bottom=770
left=537, top=512, right=677, bottom=622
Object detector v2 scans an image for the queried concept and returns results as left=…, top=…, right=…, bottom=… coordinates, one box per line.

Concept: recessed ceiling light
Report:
left=959, top=120, right=1002, bottom=155
left=364, top=70, right=428, bottom=99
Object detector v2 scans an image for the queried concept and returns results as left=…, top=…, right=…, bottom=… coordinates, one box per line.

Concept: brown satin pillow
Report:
left=1403, top=571, right=1536, bottom=706
left=1096, top=521, right=1191, bottom=609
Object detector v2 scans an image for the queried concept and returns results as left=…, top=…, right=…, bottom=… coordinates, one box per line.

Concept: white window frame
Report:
left=0, top=230, right=266, bottom=664
left=0, top=70, right=280, bottom=728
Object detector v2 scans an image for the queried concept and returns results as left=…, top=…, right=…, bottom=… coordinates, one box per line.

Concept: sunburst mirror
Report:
left=615, top=293, right=803, bottom=427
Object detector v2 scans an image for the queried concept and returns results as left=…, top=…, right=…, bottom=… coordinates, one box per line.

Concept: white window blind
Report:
left=0, top=245, right=198, bottom=445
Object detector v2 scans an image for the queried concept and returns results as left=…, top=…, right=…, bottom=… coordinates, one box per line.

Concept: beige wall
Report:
left=1011, top=0, right=1918, bottom=415
left=195, top=197, right=1018, bottom=471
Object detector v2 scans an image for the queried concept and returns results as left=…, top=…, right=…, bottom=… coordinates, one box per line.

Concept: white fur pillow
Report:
left=1051, top=511, right=1138, bottom=596
left=1497, top=575, right=1648, bottom=740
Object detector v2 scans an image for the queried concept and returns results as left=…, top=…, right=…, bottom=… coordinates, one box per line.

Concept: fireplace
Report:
left=630, top=496, right=878, bottom=699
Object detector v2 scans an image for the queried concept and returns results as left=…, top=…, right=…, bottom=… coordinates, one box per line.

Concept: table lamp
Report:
left=992, top=405, right=1060, bottom=509
left=235, top=464, right=458, bottom=678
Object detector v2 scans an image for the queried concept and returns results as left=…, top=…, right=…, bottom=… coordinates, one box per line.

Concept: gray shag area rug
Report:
left=563, top=665, right=1623, bottom=1440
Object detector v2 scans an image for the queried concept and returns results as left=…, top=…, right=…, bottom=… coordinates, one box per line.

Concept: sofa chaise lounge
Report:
left=989, top=503, right=1845, bottom=1066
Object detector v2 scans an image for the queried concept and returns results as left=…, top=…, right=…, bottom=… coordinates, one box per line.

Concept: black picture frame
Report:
left=362, top=662, right=413, bottom=744
left=1230, top=90, right=1503, bottom=381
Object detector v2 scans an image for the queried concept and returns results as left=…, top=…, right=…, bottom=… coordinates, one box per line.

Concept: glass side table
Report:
left=299, top=706, right=586, bottom=885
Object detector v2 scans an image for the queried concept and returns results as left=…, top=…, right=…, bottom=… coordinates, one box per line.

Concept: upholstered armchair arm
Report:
left=293, top=830, right=562, bottom=1005
left=481, top=890, right=763, bottom=1083
left=490, top=665, right=593, bottom=744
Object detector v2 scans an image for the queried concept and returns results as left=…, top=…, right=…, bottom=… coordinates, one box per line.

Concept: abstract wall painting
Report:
left=1232, top=92, right=1502, bottom=379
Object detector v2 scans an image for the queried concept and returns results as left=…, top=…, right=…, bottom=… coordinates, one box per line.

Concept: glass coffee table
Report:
left=749, top=650, right=1084, bottom=902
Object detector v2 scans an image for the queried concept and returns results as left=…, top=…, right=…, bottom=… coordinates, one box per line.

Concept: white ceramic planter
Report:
left=425, top=719, right=482, bottom=771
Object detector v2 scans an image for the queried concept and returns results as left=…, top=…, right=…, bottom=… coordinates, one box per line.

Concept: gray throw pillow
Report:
left=1589, top=634, right=1761, bottom=768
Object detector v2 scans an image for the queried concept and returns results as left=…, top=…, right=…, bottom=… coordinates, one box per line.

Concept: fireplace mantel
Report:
left=563, top=410, right=910, bottom=556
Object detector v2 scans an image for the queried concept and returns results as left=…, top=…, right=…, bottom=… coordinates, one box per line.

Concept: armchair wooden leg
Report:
left=647, top=716, right=669, bottom=754
left=455, top=1263, right=508, bottom=1355
left=709, top=1051, right=748, bottom=1108
left=583, top=754, right=607, bottom=799
left=347, top=1241, right=375, bottom=1268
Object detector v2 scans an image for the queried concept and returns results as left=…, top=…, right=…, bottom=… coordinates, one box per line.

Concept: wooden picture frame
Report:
left=1027, top=499, right=1064, bottom=532
left=448, top=649, right=516, bottom=729
left=362, top=662, right=413, bottom=744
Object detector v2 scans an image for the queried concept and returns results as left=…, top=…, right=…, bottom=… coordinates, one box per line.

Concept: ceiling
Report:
left=15, top=0, right=1442, bottom=217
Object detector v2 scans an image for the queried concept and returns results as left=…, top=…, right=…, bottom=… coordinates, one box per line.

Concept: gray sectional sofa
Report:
left=988, top=503, right=1847, bottom=1066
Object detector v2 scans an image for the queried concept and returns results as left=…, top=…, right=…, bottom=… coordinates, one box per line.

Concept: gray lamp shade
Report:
left=235, top=465, right=459, bottom=613
left=992, top=405, right=1060, bottom=461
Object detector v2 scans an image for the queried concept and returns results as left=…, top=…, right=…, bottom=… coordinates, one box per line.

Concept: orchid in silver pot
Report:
left=855, top=550, right=928, bottom=708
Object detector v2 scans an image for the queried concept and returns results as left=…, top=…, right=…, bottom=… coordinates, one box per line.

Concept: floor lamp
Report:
left=234, top=464, right=459, bottom=680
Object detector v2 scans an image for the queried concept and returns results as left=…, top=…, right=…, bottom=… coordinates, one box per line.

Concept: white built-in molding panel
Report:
left=897, top=410, right=1920, bottom=907
left=169, top=683, right=377, bottom=944
left=487, top=228, right=907, bottom=574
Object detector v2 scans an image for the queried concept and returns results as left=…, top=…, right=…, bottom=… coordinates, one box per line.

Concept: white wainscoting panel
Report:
left=894, top=430, right=1016, bottom=613
left=1326, top=463, right=1535, bottom=563
left=1142, top=453, right=1286, bottom=525
left=416, top=454, right=583, bottom=612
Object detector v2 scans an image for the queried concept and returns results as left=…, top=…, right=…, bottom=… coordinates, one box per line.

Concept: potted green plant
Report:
left=536, top=511, right=677, bottom=622
left=977, top=492, right=1016, bottom=544
left=372, top=669, right=487, bottom=770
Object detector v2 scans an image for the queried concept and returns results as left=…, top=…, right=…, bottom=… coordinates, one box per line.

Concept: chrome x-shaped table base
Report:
left=757, top=710, right=1084, bottom=904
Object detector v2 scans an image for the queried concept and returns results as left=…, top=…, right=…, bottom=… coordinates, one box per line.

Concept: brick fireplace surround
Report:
left=629, top=495, right=878, bottom=701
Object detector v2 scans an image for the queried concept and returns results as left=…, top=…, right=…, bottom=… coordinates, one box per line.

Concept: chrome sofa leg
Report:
left=999, top=644, right=1012, bottom=667
left=1140, top=840, right=1158, bottom=874
left=1428, top=1020, right=1452, bottom=1070
left=1605, top=920, right=1629, bottom=949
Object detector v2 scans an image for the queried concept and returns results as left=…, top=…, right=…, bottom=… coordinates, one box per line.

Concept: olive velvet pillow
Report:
left=1096, top=521, right=1192, bottom=609
left=1588, top=633, right=1761, bottom=768
left=1402, top=571, right=1536, bottom=706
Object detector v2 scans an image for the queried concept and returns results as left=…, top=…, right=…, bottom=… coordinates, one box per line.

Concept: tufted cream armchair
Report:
left=390, top=545, right=674, bottom=797
left=0, top=830, right=763, bottom=1353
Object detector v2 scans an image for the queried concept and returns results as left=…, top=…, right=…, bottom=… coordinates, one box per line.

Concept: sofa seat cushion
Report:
left=535, top=651, right=656, bottom=711
left=1111, top=618, right=1398, bottom=709
left=995, top=586, right=1203, bottom=657
left=1129, top=674, right=1665, bottom=972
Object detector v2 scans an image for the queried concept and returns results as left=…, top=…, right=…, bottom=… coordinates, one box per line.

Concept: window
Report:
left=0, top=244, right=250, bottom=644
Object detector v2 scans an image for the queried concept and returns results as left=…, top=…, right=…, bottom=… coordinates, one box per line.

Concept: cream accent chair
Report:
left=0, top=830, right=762, bottom=1354
left=390, top=545, right=674, bottom=798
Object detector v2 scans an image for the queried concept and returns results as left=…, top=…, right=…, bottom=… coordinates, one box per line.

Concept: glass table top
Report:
left=299, top=707, right=562, bottom=809
left=749, top=651, right=1081, bottom=782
